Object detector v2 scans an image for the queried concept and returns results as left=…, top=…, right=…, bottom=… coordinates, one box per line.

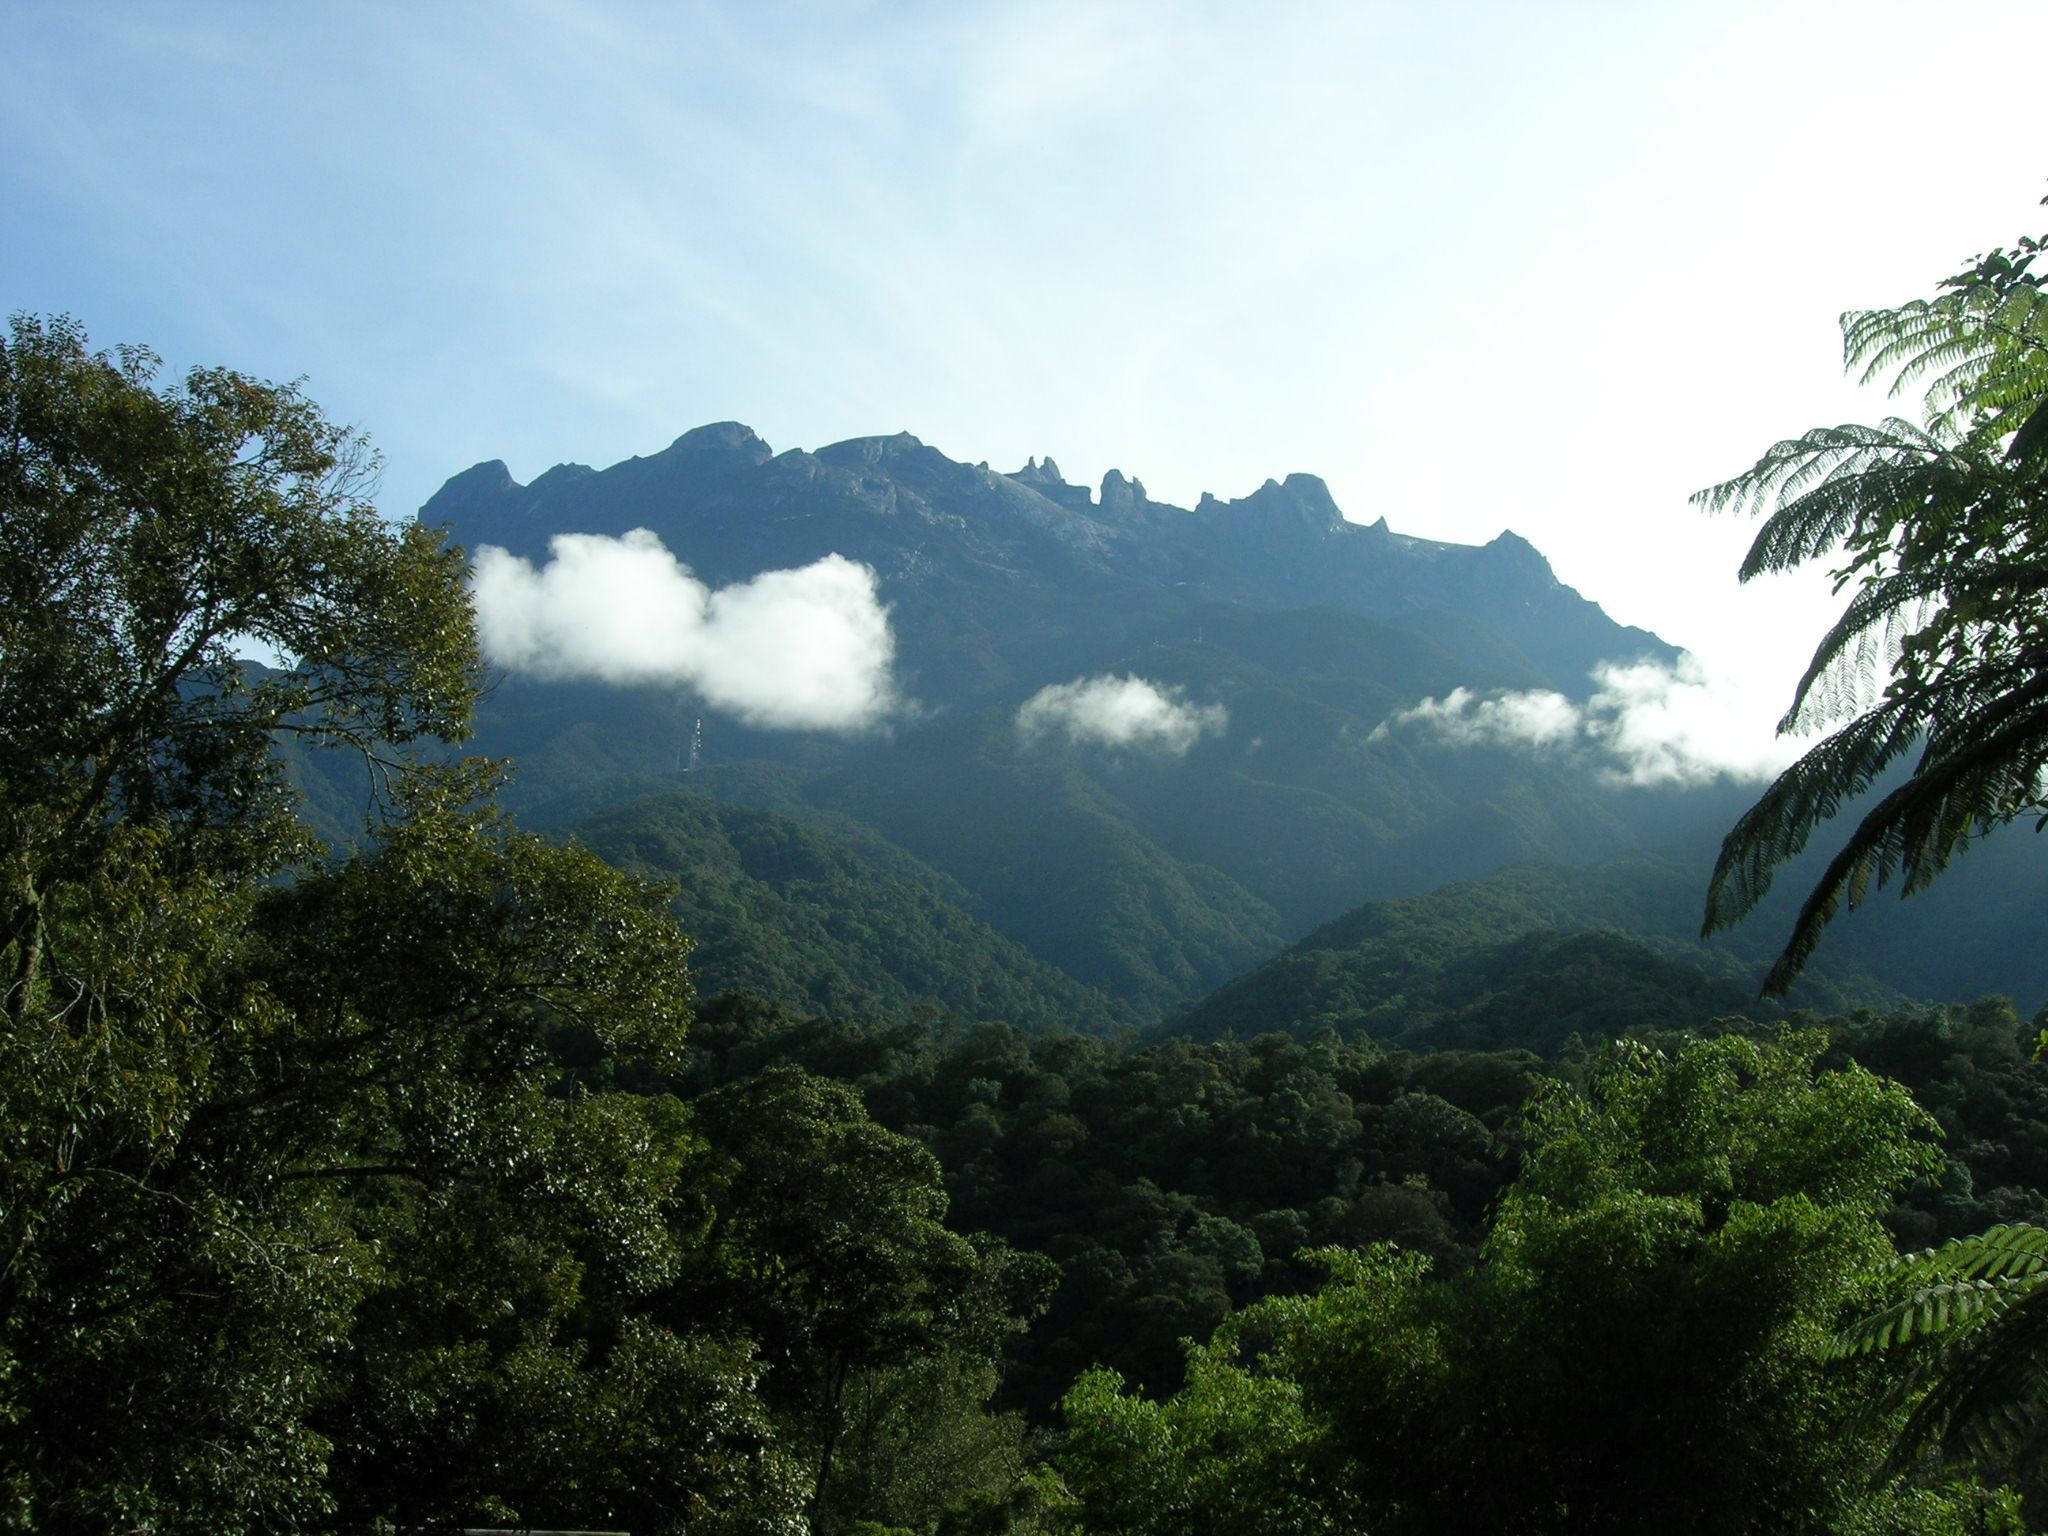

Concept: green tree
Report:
left=0, top=314, right=475, bottom=1025
left=1062, top=1034, right=2025, bottom=1536
left=1060, top=1325, right=1341, bottom=1536
left=680, top=1065, right=1054, bottom=1534
left=1695, top=215, right=2048, bottom=990
left=1835, top=1222, right=2048, bottom=1517
left=0, top=316, right=478, bottom=1528
left=0, top=320, right=803, bottom=1533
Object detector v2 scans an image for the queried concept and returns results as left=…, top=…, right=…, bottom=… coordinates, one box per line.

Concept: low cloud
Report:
left=1376, top=686, right=1580, bottom=751
left=1370, top=654, right=1806, bottom=787
left=470, top=529, right=898, bottom=732
left=1017, top=674, right=1228, bottom=755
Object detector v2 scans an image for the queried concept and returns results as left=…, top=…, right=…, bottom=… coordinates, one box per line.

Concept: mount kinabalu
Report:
left=413, top=425, right=1704, bottom=1022
left=425, top=423, right=1671, bottom=709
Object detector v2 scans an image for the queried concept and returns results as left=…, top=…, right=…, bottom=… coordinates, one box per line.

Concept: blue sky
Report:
left=7, top=0, right=2046, bottom=752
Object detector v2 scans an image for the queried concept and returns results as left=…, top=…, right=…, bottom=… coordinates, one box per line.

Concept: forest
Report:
left=2, top=220, right=2047, bottom=1536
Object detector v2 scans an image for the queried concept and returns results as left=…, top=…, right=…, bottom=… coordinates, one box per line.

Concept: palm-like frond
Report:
left=1701, top=696, right=1923, bottom=936
left=1692, top=420, right=1956, bottom=567
left=1838, top=1279, right=2027, bottom=1354
left=1695, top=224, right=2048, bottom=991
left=1900, top=1225, right=2048, bottom=1286
left=1777, top=565, right=1941, bottom=737
left=1832, top=1224, right=2048, bottom=1476
left=1892, top=1273, right=2048, bottom=1474
left=1836, top=1226, right=2048, bottom=1355
left=1732, top=684, right=2048, bottom=994
left=1845, top=284, right=2048, bottom=448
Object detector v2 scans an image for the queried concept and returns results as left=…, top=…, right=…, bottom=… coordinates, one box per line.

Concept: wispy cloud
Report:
left=469, top=530, right=898, bottom=732
left=1017, top=674, right=1227, bottom=755
left=1371, top=654, right=1807, bottom=787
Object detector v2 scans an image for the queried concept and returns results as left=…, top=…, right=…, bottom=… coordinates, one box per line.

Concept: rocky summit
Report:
left=426, top=424, right=1670, bottom=711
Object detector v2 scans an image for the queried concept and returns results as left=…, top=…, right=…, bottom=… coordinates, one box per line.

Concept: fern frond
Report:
left=1693, top=420, right=1980, bottom=588
left=1893, top=1225, right=2048, bottom=1286
left=1846, top=286, right=2048, bottom=442
left=1696, top=226, right=2048, bottom=990
left=1691, top=422, right=1949, bottom=553
left=1746, top=687, right=2048, bottom=991
left=1888, top=1264, right=2048, bottom=1474
left=1950, top=1395, right=2047, bottom=1468
left=1778, top=565, right=1949, bottom=735
left=1701, top=697, right=1922, bottom=935
left=1836, top=1280, right=2023, bottom=1355
left=1832, top=1225, right=2048, bottom=1479
left=1848, top=296, right=1983, bottom=398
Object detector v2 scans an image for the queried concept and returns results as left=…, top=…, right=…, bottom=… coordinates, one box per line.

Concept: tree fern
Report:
left=1832, top=1224, right=2048, bottom=1476
left=1847, top=280, right=2048, bottom=450
left=1696, top=207, right=2048, bottom=989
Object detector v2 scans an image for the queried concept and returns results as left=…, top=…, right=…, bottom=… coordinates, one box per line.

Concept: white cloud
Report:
left=1583, top=656, right=1805, bottom=787
left=1370, top=685, right=1579, bottom=751
left=1016, top=674, right=1227, bottom=755
left=1372, top=654, right=1809, bottom=788
left=469, top=529, right=898, bottom=732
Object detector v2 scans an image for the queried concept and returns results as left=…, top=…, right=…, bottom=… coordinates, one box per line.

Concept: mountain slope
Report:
left=566, top=790, right=1132, bottom=1033
left=1173, top=787, right=2048, bottom=1053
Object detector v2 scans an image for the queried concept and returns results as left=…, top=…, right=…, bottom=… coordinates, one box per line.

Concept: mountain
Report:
left=412, top=423, right=2048, bottom=1025
left=425, top=424, right=1671, bottom=713
left=1168, top=856, right=1855, bottom=1052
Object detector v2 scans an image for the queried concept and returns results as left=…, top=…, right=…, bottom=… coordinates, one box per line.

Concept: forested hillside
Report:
left=667, top=989, right=2048, bottom=1459
left=566, top=790, right=1132, bottom=1033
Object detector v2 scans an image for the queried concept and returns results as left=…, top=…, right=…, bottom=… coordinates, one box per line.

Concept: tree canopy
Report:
left=0, top=313, right=477, bottom=1027
left=1057, top=1033, right=2023, bottom=1536
left=1695, top=216, right=2048, bottom=990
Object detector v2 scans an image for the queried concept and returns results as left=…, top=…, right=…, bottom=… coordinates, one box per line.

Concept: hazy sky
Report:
left=7, top=0, right=2045, bottom=747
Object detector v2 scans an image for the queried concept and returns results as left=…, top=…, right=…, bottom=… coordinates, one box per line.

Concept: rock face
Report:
left=1098, top=468, right=1148, bottom=518
left=426, top=422, right=1670, bottom=709
left=1008, top=455, right=1096, bottom=513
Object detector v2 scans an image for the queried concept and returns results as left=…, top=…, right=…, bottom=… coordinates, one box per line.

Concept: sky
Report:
left=7, top=0, right=2046, bottom=765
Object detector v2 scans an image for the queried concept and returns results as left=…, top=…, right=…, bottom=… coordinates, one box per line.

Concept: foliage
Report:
left=666, top=1063, right=1054, bottom=1533
left=0, top=318, right=477, bottom=1528
left=0, top=313, right=476, bottom=1024
left=678, top=996, right=1546, bottom=1415
left=1835, top=1221, right=2048, bottom=1511
left=656, top=984, right=2048, bottom=1509
left=19, top=311, right=2048, bottom=1532
left=0, top=321, right=815, bottom=1532
left=1697, top=216, right=2048, bottom=990
left=0, top=757, right=816, bottom=1530
left=1824, top=998, right=2048, bottom=1248
left=1059, top=1334, right=1339, bottom=1536
left=1059, top=1033, right=2012, bottom=1536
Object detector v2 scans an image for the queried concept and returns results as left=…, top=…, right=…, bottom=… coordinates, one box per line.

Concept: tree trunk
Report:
left=809, top=1354, right=851, bottom=1535
left=4, top=876, right=40, bottom=1031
